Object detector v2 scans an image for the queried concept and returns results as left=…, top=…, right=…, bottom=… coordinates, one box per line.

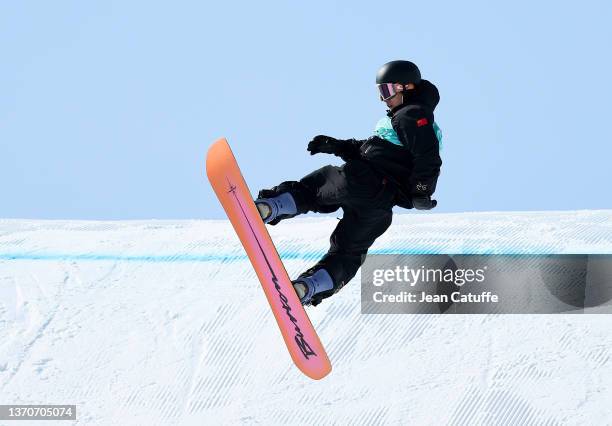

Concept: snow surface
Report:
left=1, top=210, right=612, bottom=425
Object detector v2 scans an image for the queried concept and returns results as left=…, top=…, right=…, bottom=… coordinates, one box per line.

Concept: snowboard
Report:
left=206, top=138, right=332, bottom=380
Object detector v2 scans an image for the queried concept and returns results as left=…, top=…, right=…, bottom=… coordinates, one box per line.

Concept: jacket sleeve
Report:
left=392, top=110, right=442, bottom=197
left=336, top=138, right=366, bottom=162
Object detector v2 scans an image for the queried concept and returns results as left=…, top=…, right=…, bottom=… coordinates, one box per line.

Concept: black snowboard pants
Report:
left=265, top=159, right=397, bottom=304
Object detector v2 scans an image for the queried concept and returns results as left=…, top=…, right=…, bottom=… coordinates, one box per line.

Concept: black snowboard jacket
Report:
left=339, top=79, right=443, bottom=208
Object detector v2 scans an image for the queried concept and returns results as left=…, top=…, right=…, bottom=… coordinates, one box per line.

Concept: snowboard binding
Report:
left=255, top=188, right=299, bottom=225
left=292, top=268, right=335, bottom=306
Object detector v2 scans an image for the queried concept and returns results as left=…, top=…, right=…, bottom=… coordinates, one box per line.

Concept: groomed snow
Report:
left=1, top=210, right=611, bottom=425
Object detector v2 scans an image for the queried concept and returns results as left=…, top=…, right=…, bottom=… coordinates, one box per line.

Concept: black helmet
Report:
left=376, top=60, right=421, bottom=85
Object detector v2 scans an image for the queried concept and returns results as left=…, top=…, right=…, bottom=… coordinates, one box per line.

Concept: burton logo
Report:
left=226, top=178, right=316, bottom=359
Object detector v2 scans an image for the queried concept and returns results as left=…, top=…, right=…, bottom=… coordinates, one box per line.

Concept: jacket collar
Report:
left=386, top=79, right=440, bottom=117
left=386, top=91, right=419, bottom=117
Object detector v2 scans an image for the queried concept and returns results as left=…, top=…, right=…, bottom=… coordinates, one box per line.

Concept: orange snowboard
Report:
left=206, top=138, right=331, bottom=380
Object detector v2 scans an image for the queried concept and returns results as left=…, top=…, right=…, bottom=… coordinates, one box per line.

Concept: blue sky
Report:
left=1, top=0, right=611, bottom=219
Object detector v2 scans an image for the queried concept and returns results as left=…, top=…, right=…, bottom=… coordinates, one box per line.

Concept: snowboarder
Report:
left=255, top=60, right=443, bottom=306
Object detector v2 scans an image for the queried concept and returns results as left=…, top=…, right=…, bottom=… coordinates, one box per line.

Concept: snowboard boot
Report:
left=292, top=268, right=335, bottom=306
left=255, top=192, right=298, bottom=225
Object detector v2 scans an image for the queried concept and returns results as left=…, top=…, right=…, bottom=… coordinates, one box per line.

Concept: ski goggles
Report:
left=377, top=83, right=400, bottom=101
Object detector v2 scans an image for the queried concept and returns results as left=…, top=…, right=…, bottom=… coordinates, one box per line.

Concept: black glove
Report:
left=409, top=179, right=437, bottom=210
left=307, top=135, right=363, bottom=162
left=412, top=196, right=437, bottom=210
left=307, top=135, right=344, bottom=155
